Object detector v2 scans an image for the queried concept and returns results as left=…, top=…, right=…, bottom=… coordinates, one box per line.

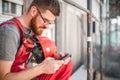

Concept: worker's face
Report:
left=30, top=8, right=56, bottom=35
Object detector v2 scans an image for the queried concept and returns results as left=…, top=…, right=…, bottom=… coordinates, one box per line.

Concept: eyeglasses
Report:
left=36, top=6, right=53, bottom=25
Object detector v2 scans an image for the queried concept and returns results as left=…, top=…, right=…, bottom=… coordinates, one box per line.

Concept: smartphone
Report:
left=60, top=54, right=71, bottom=60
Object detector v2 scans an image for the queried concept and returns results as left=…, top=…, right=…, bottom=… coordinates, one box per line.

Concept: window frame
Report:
left=2, top=0, right=17, bottom=16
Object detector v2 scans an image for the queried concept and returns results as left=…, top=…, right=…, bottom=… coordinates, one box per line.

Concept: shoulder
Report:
left=0, top=22, right=20, bottom=38
left=0, top=22, right=21, bottom=61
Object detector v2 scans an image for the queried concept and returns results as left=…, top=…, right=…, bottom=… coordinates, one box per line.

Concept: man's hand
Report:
left=39, top=57, right=64, bottom=74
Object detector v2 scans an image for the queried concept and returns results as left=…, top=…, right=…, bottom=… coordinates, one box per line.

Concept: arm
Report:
left=0, top=57, right=64, bottom=80
left=0, top=60, right=42, bottom=80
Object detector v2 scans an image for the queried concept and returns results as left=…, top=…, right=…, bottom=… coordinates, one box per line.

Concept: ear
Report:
left=29, top=6, right=38, bottom=17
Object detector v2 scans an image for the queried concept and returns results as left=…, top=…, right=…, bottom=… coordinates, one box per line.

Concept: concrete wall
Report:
left=16, top=4, right=23, bottom=16
left=92, top=0, right=100, bottom=21
left=71, top=0, right=87, bottom=9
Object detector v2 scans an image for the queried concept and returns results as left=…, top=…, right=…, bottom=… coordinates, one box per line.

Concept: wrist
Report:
left=33, top=64, right=44, bottom=75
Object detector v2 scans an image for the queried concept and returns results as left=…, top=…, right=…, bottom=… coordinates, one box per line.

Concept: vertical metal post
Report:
left=106, top=0, right=110, bottom=51
left=87, top=0, right=93, bottom=80
left=100, top=3, right=104, bottom=80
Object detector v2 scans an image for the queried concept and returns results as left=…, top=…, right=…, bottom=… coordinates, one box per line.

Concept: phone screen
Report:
left=60, top=54, right=71, bottom=60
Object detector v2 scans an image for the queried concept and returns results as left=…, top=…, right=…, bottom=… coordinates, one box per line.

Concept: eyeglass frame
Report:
left=35, top=6, right=53, bottom=25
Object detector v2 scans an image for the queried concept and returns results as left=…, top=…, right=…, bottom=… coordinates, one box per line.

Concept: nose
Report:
left=43, top=24, right=49, bottom=28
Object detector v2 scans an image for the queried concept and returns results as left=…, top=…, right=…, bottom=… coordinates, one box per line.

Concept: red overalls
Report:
left=0, top=18, right=72, bottom=80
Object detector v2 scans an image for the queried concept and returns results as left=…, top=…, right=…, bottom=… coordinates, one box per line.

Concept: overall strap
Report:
left=12, top=18, right=24, bottom=32
left=0, top=21, right=16, bottom=26
left=11, top=18, right=24, bottom=39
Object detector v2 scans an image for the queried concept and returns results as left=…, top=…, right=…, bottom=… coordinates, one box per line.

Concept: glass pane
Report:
left=11, top=3, right=16, bottom=14
left=100, top=0, right=104, bottom=3
left=2, top=1, right=9, bottom=13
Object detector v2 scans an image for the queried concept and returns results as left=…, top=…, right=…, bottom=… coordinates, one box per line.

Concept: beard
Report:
left=30, top=15, right=46, bottom=35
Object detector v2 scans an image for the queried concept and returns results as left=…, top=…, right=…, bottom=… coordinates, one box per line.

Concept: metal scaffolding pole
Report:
left=100, top=3, right=104, bottom=80
left=87, top=0, right=93, bottom=80
left=100, top=22, right=104, bottom=80
left=106, top=0, right=110, bottom=51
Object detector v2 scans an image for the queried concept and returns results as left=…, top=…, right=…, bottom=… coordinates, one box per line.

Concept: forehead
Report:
left=41, top=10, right=56, bottom=21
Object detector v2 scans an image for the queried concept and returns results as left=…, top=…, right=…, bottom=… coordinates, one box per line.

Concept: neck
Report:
left=18, top=13, right=31, bottom=29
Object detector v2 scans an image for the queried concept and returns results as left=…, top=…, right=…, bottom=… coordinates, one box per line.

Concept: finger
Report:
left=54, top=66, right=60, bottom=71
left=53, top=53, right=61, bottom=60
left=56, top=60, right=64, bottom=65
left=56, top=52, right=66, bottom=57
left=64, top=57, right=71, bottom=64
left=46, top=57, right=55, bottom=60
left=55, top=64, right=62, bottom=71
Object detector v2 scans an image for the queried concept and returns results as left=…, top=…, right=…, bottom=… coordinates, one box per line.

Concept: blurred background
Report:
left=0, top=0, right=120, bottom=80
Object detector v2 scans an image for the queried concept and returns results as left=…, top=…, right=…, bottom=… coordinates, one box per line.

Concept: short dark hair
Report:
left=29, top=0, right=60, bottom=16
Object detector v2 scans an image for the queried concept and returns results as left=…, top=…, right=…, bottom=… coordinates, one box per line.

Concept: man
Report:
left=0, top=0, right=72, bottom=80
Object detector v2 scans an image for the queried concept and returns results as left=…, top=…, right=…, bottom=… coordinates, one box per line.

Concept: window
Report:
left=2, top=1, right=9, bottom=13
left=11, top=3, right=16, bottom=14
left=2, top=0, right=16, bottom=15
left=100, top=0, right=104, bottom=3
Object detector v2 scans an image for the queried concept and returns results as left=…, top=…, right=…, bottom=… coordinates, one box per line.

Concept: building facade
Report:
left=0, top=0, right=23, bottom=23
